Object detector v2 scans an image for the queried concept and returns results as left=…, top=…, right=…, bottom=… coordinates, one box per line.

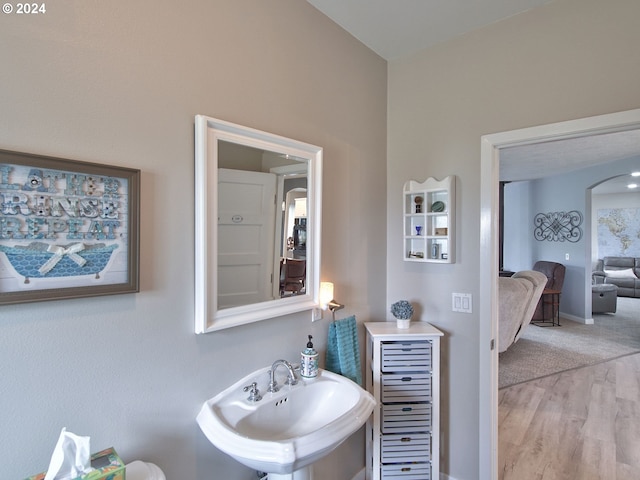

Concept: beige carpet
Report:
left=499, top=296, right=640, bottom=388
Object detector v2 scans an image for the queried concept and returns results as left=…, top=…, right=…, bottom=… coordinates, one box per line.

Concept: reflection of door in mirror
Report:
left=217, top=168, right=276, bottom=309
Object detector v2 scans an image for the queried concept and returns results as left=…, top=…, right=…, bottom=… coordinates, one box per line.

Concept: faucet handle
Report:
left=285, top=368, right=298, bottom=386
left=243, top=382, right=262, bottom=402
left=268, top=370, right=279, bottom=393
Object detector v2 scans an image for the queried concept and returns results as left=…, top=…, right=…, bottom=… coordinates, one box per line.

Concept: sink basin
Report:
left=196, top=366, right=376, bottom=474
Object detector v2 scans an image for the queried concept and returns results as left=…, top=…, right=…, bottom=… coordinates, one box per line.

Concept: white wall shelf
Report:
left=365, top=322, right=443, bottom=480
left=403, top=176, right=455, bottom=263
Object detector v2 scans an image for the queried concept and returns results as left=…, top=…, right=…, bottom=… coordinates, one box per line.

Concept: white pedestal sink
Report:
left=268, top=468, right=312, bottom=480
left=197, top=366, right=376, bottom=478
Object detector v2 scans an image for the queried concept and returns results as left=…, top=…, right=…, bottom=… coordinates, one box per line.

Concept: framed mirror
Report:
left=194, top=115, right=322, bottom=333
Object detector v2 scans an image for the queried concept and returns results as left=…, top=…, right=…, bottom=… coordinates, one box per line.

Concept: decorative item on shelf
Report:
left=435, top=227, right=448, bottom=236
left=431, top=200, right=445, bottom=212
left=415, top=226, right=422, bottom=236
left=390, top=300, right=414, bottom=329
left=408, top=251, right=424, bottom=259
left=431, top=243, right=439, bottom=259
left=414, top=196, right=423, bottom=213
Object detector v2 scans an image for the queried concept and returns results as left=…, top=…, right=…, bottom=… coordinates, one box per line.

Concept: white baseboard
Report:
left=561, top=311, right=594, bottom=325
left=352, top=468, right=365, bottom=480
left=440, top=474, right=458, bottom=480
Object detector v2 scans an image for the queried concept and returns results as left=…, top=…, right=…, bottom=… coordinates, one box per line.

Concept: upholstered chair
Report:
left=531, top=261, right=566, bottom=321
left=498, top=270, right=547, bottom=352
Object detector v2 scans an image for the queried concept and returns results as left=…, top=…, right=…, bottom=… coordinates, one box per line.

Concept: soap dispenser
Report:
left=301, top=335, right=318, bottom=379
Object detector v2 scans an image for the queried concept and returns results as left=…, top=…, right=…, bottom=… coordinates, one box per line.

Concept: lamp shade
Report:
left=319, top=282, right=334, bottom=309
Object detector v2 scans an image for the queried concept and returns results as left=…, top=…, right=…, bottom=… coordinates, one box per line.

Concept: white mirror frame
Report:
left=194, top=115, right=322, bottom=333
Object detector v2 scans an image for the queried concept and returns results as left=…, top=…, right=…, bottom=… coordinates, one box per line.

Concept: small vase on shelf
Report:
left=390, top=300, right=414, bottom=329
left=396, top=318, right=411, bottom=329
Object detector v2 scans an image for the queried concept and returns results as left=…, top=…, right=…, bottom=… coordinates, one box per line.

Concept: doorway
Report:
left=478, top=108, right=640, bottom=479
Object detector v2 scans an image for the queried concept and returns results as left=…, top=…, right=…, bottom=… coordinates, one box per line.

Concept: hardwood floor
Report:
left=499, top=352, right=640, bottom=479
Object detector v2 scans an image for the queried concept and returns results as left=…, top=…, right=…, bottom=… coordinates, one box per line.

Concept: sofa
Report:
left=592, top=256, right=640, bottom=298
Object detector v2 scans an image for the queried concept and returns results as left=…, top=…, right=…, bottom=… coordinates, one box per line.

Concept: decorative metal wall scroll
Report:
left=533, top=210, right=583, bottom=243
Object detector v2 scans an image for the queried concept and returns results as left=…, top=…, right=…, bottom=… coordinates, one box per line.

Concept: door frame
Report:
left=478, top=108, right=640, bottom=479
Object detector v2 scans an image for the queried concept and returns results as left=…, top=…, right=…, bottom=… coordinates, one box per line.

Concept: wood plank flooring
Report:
left=499, top=352, right=640, bottom=479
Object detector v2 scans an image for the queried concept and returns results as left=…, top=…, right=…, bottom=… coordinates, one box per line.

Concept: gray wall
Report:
left=387, top=0, right=640, bottom=477
left=0, top=1, right=387, bottom=479
left=503, top=181, right=535, bottom=272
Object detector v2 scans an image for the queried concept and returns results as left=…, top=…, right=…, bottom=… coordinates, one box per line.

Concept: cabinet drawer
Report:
left=381, top=433, right=431, bottom=463
left=381, top=341, right=432, bottom=372
left=381, top=463, right=431, bottom=479
left=382, top=404, right=432, bottom=433
left=381, top=373, right=432, bottom=403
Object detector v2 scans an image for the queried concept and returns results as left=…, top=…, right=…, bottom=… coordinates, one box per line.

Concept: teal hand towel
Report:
left=326, top=315, right=362, bottom=386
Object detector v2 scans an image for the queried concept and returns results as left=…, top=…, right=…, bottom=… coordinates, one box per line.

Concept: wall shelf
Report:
left=403, top=176, right=455, bottom=263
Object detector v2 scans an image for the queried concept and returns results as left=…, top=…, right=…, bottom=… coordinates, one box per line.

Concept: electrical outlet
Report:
left=312, top=308, right=323, bottom=322
left=565, top=253, right=570, bottom=260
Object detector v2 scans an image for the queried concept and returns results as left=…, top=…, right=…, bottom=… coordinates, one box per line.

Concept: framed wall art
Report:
left=0, top=149, right=140, bottom=305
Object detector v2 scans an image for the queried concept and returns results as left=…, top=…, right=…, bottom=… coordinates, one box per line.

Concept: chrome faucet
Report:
left=268, top=359, right=298, bottom=393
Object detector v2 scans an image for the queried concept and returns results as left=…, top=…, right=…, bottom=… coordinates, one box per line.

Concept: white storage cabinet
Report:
left=365, top=322, right=443, bottom=480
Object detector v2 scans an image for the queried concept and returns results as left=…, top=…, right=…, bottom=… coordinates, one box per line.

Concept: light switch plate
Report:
left=452, top=293, right=473, bottom=313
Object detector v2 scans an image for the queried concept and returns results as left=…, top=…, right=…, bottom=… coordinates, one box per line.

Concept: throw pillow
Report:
left=604, top=268, right=637, bottom=278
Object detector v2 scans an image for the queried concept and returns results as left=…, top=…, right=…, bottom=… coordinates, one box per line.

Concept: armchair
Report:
left=532, top=261, right=566, bottom=321
left=279, top=259, right=306, bottom=296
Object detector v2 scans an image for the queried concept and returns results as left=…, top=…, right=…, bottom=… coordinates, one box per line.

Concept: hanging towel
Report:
left=326, top=315, right=362, bottom=386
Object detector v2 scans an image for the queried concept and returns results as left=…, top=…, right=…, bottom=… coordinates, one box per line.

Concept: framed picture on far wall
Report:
left=0, top=149, right=140, bottom=305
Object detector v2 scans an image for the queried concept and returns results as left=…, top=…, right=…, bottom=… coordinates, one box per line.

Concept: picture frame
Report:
left=0, top=149, right=140, bottom=305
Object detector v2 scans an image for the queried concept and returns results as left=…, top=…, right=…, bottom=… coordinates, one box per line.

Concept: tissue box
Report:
left=25, top=447, right=125, bottom=480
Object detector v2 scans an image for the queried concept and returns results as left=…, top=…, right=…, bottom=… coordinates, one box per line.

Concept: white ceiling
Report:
left=307, top=0, right=640, bottom=194
left=307, top=0, right=553, bottom=60
left=500, top=129, right=640, bottom=193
